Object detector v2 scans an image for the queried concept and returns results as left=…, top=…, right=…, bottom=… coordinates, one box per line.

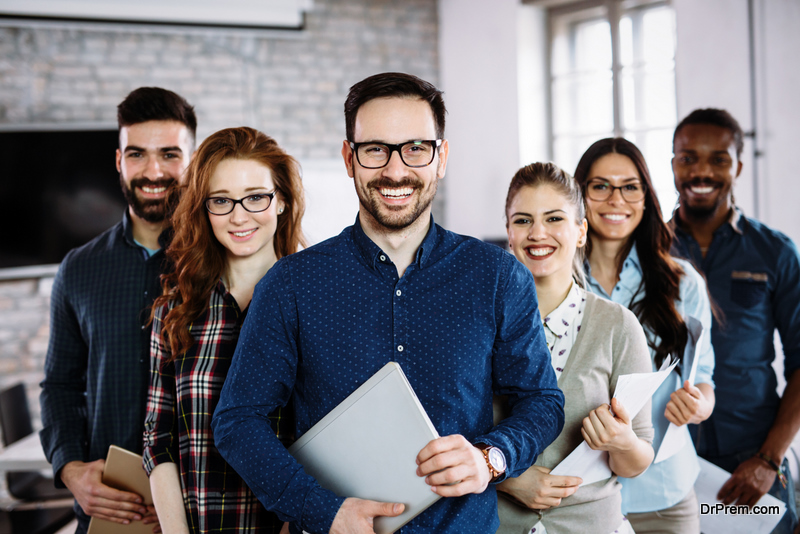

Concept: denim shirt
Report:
left=671, top=208, right=800, bottom=459
left=212, top=216, right=565, bottom=534
left=586, top=245, right=715, bottom=512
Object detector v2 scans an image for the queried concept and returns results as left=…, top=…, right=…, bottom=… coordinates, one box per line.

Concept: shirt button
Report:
left=396, top=290, right=402, bottom=296
left=397, top=345, right=404, bottom=352
left=380, top=255, right=386, bottom=262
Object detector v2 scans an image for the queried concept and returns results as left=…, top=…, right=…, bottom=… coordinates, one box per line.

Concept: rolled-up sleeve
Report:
left=142, top=303, right=178, bottom=474
left=679, top=261, right=715, bottom=387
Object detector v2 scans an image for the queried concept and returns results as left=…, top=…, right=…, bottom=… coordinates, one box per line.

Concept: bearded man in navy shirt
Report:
left=213, top=72, right=564, bottom=534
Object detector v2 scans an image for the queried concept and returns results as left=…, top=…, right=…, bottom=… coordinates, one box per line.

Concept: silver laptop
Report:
left=289, top=361, right=441, bottom=534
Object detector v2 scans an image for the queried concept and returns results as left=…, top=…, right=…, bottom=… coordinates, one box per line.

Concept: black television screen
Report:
left=0, top=128, right=126, bottom=269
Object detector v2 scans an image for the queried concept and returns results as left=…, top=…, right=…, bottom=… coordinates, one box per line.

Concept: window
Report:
left=549, top=0, right=677, bottom=215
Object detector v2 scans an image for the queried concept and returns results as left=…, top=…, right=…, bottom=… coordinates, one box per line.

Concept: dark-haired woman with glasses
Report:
left=574, top=137, right=716, bottom=534
left=143, top=127, right=305, bottom=533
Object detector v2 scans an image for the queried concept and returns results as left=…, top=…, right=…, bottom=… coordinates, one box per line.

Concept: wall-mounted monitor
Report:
left=0, top=127, right=125, bottom=271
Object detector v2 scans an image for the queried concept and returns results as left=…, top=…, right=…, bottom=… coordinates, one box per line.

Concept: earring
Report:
left=278, top=207, right=284, bottom=214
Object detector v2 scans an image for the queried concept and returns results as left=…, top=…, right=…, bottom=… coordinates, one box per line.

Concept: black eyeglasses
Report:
left=205, top=192, right=276, bottom=215
left=350, top=140, right=443, bottom=169
left=585, top=179, right=647, bottom=203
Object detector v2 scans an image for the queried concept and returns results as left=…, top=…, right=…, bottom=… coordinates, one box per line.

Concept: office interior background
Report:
left=0, top=0, right=798, bottom=495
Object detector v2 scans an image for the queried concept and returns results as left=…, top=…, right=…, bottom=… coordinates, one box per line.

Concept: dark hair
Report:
left=505, top=162, right=587, bottom=286
left=344, top=72, right=446, bottom=141
left=117, top=87, right=197, bottom=147
left=154, top=127, right=306, bottom=360
left=574, top=138, right=687, bottom=367
left=673, top=108, right=744, bottom=159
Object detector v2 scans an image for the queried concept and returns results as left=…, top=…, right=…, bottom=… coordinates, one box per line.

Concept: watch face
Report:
left=488, top=447, right=506, bottom=472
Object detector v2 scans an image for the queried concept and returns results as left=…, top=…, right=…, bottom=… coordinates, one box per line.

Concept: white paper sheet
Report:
left=654, top=316, right=704, bottom=464
left=551, top=357, right=678, bottom=486
left=696, top=457, right=785, bottom=534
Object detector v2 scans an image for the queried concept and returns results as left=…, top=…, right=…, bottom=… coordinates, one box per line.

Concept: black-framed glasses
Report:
left=205, top=192, right=276, bottom=215
left=585, top=179, right=647, bottom=203
left=350, top=140, right=443, bottom=169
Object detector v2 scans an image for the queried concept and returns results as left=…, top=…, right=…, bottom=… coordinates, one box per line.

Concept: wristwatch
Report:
left=475, top=443, right=507, bottom=482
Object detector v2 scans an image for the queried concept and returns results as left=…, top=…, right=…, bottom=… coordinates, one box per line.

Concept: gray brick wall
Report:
left=0, top=0, right=440, bottom=159
left=0, top=0, right=441, bottom=435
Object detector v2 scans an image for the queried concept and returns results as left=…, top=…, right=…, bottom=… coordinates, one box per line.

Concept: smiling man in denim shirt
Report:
left=212, top=72, right=564, bottom=534
left=670, top=108, right=800, bottom=534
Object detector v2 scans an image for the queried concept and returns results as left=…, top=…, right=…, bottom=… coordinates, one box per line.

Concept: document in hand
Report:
left=550, top=356, right=679, bottom=486
left=288, top=362, right=441, bottom=534
left=696, top=457, right=785, bottom=533
left=654, top=315, right=703, bottom=464
left=86, top=445, right=153, bottom=534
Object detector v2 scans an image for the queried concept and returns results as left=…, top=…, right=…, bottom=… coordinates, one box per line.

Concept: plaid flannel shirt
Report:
left=143, top=281, right=291, bottom=533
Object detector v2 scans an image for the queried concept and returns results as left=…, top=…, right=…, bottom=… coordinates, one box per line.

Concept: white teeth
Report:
left=602, top=214, right=627, bottom=221
left=141, top=186, right=166, bottom=194
left=380, top=187, right=413, bottom=198
left=232, top=229, right=256, bottom=237
left=527, top=247, right=554, bottom=257
left=691, top=186, right=714, bottom=194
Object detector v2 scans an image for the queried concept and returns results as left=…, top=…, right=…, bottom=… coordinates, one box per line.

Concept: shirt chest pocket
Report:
left=730, top=271, right=769, bottom=307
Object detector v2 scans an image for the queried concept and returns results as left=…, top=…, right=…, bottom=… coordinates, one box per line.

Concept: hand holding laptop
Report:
left=416, top=434, right=493, bottom=496
left=330, top=498, right=405, bottom=534
left=329, top=432, right=494, bottom=534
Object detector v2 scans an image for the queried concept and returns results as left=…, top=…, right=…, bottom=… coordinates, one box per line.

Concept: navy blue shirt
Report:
left=213, top=217, right=564, bottom=534
left=671, top=208, right=800, bottom=457
left=40, top=211, right=168, bottom=485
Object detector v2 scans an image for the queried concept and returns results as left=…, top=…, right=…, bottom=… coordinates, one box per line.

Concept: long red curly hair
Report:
left=154, top=127, right=306, bottom=360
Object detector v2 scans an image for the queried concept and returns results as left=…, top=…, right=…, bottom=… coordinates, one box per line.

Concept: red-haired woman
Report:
left=143, top=127, right=305, bottom=533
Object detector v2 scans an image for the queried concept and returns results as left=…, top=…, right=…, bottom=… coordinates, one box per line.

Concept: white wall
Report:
left=759, top=0, right=800, bottom=246
left=438, top=0, right=524, bottom=241
left=666, top=0, right=800, bottom=244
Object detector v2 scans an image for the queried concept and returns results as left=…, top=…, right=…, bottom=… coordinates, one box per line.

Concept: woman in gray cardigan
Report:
left=497, top=162, right=654, bottom=534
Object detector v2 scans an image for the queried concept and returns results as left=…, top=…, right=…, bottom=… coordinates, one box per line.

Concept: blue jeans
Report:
left=703, top=449, right=798, bottom=534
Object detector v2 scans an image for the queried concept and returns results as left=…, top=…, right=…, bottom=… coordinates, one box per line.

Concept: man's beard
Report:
left=680, top=179, right=726, bottom=221
left=120, top=175, right=178, bottom=223
left=357, top=176, right=437, bottom=231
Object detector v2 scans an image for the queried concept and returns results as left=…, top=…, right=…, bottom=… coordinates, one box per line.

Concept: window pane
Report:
left=623, top=128, right=679, bottom=218
left=621, top=69, right=676, bottom=130
left=642, top=7, right=675, bottom=66
left=552, top=73, right=614, bottom=136
left=575, top=19, right=612, bottom=72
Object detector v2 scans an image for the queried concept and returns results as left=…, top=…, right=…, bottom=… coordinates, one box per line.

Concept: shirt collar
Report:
left=121, top=209, right=171, bottom=252
left=351, top=214, right=439, bottom=270
left=542, top=280, right=584, bottom=338
left=670, top=206, right=744, bottom=236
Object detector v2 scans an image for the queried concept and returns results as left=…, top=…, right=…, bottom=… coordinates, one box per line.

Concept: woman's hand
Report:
left=581, top=398, right=637, bottom=453
left=665, top=381, right=715, bottom=426
left=497, top=465, right=582, bottom=510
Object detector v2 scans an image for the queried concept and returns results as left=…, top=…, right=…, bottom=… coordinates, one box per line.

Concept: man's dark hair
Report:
left=673, top=108, right=744, bottom=159
left=344, top=72, right=446, bottom=141
left=117, top=87, right=197, bottom=145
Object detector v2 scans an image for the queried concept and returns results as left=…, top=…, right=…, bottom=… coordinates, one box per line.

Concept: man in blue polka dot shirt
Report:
left=213, top=72, right=565, bottom=534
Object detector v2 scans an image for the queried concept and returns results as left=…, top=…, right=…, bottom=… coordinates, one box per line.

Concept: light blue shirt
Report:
left=585, top=246, right=715, bottom=513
